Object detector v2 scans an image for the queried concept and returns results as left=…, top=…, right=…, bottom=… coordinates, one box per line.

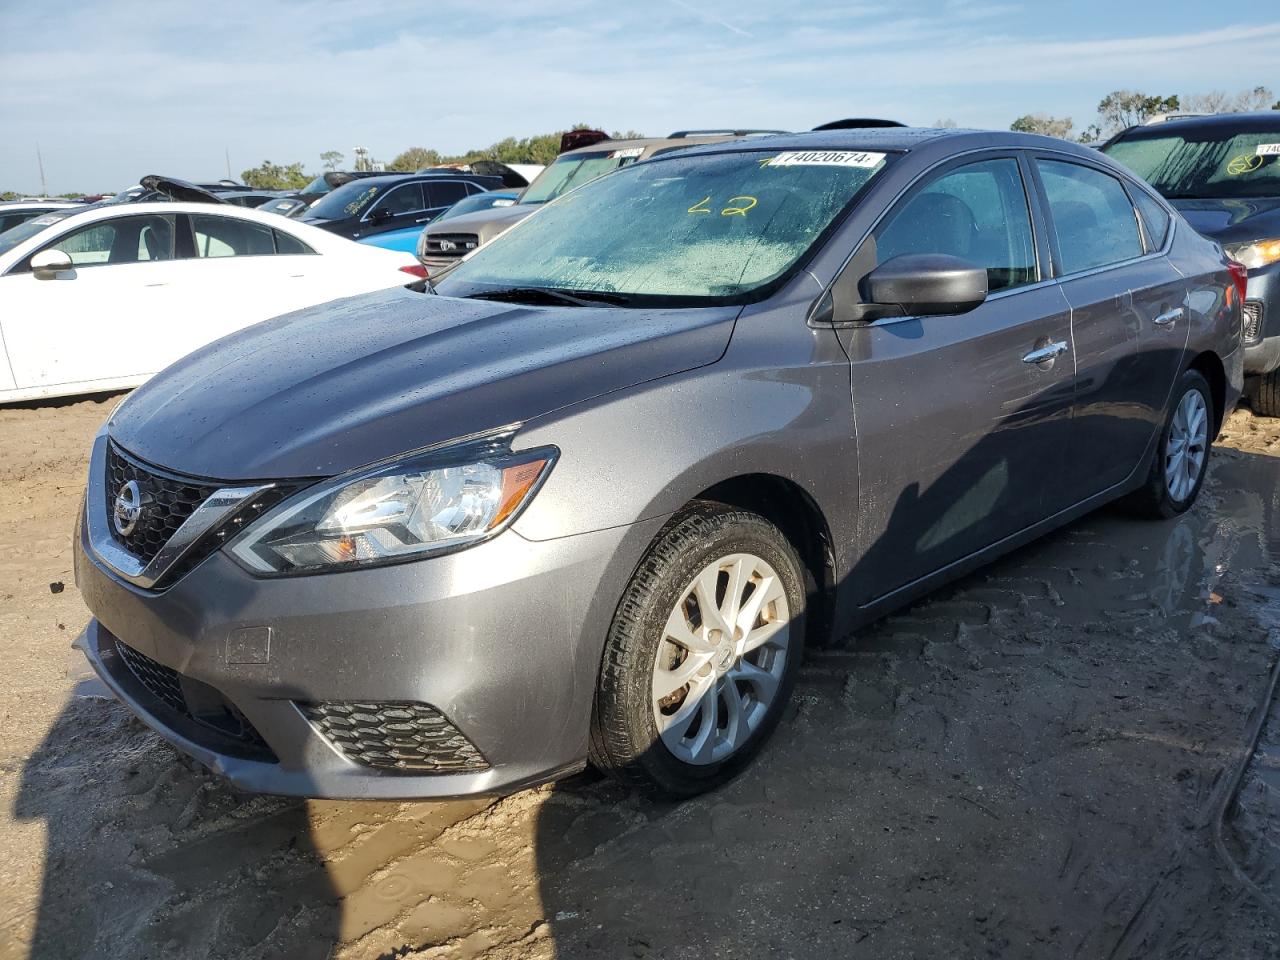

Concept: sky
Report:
left=0, top=0, right=1277, bottom=193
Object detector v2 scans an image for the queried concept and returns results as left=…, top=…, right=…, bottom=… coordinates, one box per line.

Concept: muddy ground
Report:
left=1, top=396, right=1279, bottom=960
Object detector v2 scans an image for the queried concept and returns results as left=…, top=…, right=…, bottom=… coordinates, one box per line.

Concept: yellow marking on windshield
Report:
left=687, top=196, right=713, bottom=214
left=1226, top=154, right=1264, bottom=175
left=721, top=196, right=758, bottom=217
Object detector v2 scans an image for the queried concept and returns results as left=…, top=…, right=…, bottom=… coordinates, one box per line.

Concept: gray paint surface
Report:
left=80, top=129, right=1243, bottom=798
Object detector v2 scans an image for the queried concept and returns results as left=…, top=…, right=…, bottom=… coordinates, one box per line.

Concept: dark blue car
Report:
left=300, top=171, right=503, bottom=241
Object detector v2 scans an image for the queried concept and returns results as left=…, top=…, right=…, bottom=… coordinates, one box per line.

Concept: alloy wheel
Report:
left=1165, top=388, right=1208, bottom=502
left=651, top=553, right=791, bottom=766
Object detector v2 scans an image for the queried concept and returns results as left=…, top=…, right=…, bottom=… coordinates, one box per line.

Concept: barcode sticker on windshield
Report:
left=609, top=147, right=644, bottom=159
left=1256, top=143, right=1280, bottom=156
left=767, top=150, right=885, bottom=168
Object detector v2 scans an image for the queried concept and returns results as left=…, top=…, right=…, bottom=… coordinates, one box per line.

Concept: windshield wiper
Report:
left=465, top=286, right=631, bottom=307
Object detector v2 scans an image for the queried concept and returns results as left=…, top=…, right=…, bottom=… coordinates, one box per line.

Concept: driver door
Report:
left=840, top=154, right=1077, bottom=605
left=359, top=182, right=427, bottom=237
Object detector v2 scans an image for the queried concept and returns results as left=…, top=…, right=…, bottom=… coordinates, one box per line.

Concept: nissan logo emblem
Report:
left=113, top=480, right=150, bottom=537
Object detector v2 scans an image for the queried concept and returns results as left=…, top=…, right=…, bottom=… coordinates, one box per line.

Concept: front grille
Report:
left=301, top=701, right=488, bottom=772
left=422, top=232, right=479, bottom=261
left=106, top=443, right=220, bottom=563
left=1243, top=300, right=1264, bottom=343
left=114, top=639, right=275, bottom=760
left=103, top=442, right=307, bottom=587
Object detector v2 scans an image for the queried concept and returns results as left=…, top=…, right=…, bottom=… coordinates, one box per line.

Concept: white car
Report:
left=0, top=201, right=422, bottom=403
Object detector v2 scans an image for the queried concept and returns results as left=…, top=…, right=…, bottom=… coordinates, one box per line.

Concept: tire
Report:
left=1246, top=370, right=1280, bottom=418
left=1125, top=368, right=1214, bottom=519
left=589, top=503, right=806, bottom=798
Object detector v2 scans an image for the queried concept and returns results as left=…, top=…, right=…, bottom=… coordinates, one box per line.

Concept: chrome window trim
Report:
left=85, top=433, right=270, bottom=589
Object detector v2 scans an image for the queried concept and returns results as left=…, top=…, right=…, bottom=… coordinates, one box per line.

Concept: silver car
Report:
left=75, top=128, right=1243, bottom=799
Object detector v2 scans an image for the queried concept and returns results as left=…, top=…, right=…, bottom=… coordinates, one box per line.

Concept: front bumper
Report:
left=1242, top=262, right=1279, bottom=376
left=75, top=501, right=664, bottom=799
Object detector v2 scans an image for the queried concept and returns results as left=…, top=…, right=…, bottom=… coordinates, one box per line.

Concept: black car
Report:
left=300, top=172, right=504, bottom=240
left=1104, top=112, right=1280, bottom=414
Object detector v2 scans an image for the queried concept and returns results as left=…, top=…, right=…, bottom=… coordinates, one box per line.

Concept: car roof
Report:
left=334, top=172, right=491, bottom=189
left=558, top=132, right=787, bottom=158
left=1109, top=111, right=1280, bottom=140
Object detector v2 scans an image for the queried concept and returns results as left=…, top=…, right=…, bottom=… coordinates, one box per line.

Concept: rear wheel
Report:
left=1126, top=368, right=1213, bottom=519
left=589, top=504, right=805, bottom=797
left=1246, top=370, right=1280, bottom=418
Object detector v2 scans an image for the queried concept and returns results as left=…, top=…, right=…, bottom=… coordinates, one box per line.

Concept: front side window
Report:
left=192, top=215, right=276, bottom=257
left=1103, top=125, right=1280, bottom=200
left=438, top=148, right=893, bottom=305
left=875, top=157, right=1038, bottom=293
left=32, top=214, right=176, bottom=269
left=1036, top=160, right=1144, bottom=275
left=369, top=183, right=425, bottom=218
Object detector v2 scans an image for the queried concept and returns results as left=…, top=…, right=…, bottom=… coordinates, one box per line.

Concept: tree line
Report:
left=1009, top=85, right=1278, bottom=142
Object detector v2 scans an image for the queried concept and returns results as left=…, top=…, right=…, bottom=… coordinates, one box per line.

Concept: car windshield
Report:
left=1104, top=125, right=1280, bottom=199
left=437, top=147, right=893, bottom=306
left=518, top=150, right=644, bottom=205
left=306, top=181, right=386, bottom=220
left=0, top=210, right=78, bottom=257
left=435, top=193, right=516, bottom=223
left=301, top=176, right=331, bottom=195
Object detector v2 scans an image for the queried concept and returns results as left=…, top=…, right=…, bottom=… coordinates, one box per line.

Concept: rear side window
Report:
left=273, top=229, right=314, bottom=255
left=1131, top=188, right=1171, bottom=251
left=876, top=157, right=1038, bottom=293
left=1036, top=160, right=1143, bottom=275
left=192, top=215, right=277, bottom=257
left=426, top=181, right=469, bottom=209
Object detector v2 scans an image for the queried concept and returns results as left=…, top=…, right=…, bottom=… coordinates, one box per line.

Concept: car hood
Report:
left=424, top=204, right=536, bottom=243
left=1170, top=196, right=1280, bottom=245
left=108, top=286, right=738, bottom=481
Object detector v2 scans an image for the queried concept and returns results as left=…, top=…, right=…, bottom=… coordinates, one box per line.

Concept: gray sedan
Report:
left=74, top=128, right=1243, bottom=799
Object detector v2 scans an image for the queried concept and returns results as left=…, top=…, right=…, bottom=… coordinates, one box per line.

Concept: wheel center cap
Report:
left=714, top=637, right=736, bottom=672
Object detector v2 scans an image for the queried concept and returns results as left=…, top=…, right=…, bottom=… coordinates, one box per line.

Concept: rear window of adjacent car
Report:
left=1104, top=126, right=1280, bottom=200
left=876, top=158, right=1038, bottom=293
left=1036, top=160, right=1143, bottom=275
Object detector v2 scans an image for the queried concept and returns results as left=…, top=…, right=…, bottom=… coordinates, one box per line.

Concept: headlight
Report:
left=228, top=441, right=555, bottom=575
left=1225, top=238, right=1280, bottom=271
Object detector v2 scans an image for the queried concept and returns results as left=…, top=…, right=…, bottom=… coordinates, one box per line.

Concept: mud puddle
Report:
left=1, top=404, right=1279, bottom=959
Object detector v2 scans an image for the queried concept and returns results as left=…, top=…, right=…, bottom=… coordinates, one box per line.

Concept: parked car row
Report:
left=67, top=125, right=1244, bottom=802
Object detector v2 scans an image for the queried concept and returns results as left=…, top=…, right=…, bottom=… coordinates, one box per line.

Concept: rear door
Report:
left=841, top=153, right=1076, bottom=604
left=0, top=213, right=183, bottom=389
left=1030, top=157, right=1190, bottom=497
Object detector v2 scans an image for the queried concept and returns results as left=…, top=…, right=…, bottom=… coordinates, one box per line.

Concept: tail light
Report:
left=399, top=264, right=429, bottom=279
left=1227, top=260, right=1248, bottom=306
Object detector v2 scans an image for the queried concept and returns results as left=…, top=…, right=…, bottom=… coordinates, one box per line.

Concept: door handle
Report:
left=1023, top=341, right=1069, bottom=364
left=1153, top=307, right=1185, bottom=326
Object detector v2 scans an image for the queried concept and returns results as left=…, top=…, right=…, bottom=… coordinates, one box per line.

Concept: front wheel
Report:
left=1125, top=368, right=1214, bottom=519
left=589, top=504, right=806, bottom=797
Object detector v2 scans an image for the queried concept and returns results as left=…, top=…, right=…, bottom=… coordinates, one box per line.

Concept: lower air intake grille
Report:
left=1243, top=300, right=1263, bottom=343
left=114, top=639, right=275, bottom=760
left=301, top=701, right=488, bottom=772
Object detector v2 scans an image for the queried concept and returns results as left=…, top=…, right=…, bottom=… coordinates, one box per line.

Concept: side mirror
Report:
left=860, top=253, right=987, bottom=319
left=369, top=207, right=392, bottom=222
left=30, top=249, right=74, bottom=281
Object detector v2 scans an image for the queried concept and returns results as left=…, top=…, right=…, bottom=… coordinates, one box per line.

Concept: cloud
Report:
left=0, top=0, right=1277, bottom=192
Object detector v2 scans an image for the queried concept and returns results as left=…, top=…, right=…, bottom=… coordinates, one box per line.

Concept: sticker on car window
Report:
left=1256, top=143, right=1280, bottom=157
left=609, top=147, right=644, bottom=159
left=493, top=199, right=515, bottom=207
left=766, top=150, right=885, bottom=168
left=1227, top=154, right=1265, bottom=175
